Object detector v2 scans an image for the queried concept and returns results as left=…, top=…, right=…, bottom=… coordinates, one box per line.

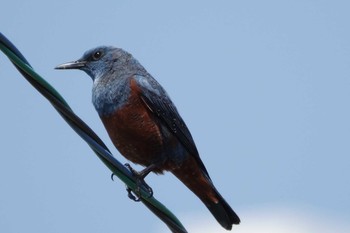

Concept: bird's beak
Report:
left=55, top=60, right=86, bottom=70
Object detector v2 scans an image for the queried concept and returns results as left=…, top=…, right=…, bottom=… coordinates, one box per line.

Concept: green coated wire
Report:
left=0, top=33, right=187, bottom=233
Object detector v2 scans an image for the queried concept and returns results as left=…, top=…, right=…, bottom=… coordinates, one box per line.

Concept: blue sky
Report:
left=1, top=1, right=350, bottom=232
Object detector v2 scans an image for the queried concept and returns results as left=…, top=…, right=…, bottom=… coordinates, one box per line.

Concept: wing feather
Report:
left=133, top=75, right=210, bottom=177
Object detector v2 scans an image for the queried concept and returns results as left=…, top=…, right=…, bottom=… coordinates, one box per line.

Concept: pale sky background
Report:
left=1, top=1, right=350, bottom=232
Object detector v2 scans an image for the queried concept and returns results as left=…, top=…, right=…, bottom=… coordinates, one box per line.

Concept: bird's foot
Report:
left=124, top=163, right=154, bottom=201
left=126, top=186, right=141, bottom=202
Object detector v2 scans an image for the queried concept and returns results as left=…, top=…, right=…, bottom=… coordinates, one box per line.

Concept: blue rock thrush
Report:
left=55, top=46, right=240, bottom=230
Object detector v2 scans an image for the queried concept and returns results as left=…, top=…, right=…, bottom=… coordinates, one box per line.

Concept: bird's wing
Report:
left=133, top=75, right=210, bottom=177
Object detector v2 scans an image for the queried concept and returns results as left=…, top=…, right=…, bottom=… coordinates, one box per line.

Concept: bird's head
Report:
left=55, top=46, right=137, bottom=81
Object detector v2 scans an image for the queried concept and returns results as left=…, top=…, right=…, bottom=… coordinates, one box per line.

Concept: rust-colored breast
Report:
left=100, top=78, right=164, bottom=168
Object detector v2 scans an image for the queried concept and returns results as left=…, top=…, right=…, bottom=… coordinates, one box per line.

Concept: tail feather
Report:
left=172, top=156, right=240, bottom=230
left=204, top=188, right=240, bottom=230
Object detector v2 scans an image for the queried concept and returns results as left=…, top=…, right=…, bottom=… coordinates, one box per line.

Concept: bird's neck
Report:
left=92, top=74, right=131, bottom=117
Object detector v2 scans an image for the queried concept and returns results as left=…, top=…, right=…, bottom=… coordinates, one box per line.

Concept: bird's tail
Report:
left=172, top=157, right=240, bottom=230
left=203, top=186, right=241, bottom=230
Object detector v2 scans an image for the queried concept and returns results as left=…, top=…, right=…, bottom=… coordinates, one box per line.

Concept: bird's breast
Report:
left=98, top=78, right=165, bottom=167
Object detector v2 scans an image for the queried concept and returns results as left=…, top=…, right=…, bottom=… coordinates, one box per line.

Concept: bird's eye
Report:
left=92, top=51, right=102, bottom=60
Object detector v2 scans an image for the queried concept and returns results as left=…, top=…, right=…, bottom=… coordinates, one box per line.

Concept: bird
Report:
left=55, top=46, right=240, bottom=230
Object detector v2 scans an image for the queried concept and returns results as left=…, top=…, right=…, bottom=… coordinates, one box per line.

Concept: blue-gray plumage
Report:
left=55, top=46, right=240, bottom=230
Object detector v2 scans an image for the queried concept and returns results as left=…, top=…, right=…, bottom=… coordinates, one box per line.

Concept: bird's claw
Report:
left=126, top=186, right=141, bottom=202
left=124, top=163, right=137, bottom=174
left=124, top=163, right=154, bottom=199
left=135, top=179, right=153, bottom=198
